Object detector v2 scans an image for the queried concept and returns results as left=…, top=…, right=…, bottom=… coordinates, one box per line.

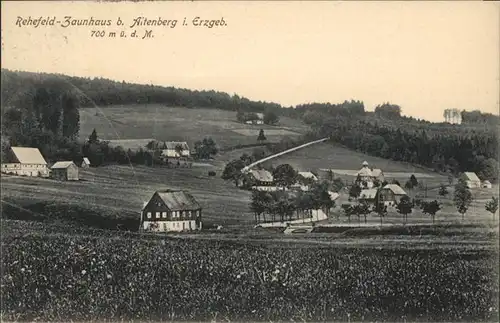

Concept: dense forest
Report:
left=1, top=69, right=287, bottom=115
left=297, top=102, right=498, bottom=180
left=1, top=69, right=498, bottom=181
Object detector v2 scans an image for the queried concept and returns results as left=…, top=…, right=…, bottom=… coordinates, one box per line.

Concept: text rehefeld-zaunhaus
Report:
left=15, top=16, right=228, bottom=29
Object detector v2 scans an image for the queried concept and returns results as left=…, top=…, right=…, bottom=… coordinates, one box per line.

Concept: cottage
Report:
left=482, top=180, right=492, bottom=189
left=161, top=141, right=190, bottom=159
left=359, top=188, right=378, bottom=203
left=1, top=147, right=49, bottom=177
left=461, top=172, right=481, bottom=188
left=81, top=157, right=91, bottom=168
left=380, top=184, right=407, bottom=206
left=140, top=190, right=202, bottom=232
left=241, top=169, right=274, bottom=188
left=50, top=161, right=79, bottom=181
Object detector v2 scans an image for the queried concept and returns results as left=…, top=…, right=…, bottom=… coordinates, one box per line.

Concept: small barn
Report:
left=140, top=190, right=202, bottom=232
left=50, top=161, right=79, bottom=181
left=461, top=172, right=481, bottom=188
left=81, top=157, right=91, bottom=168
left=482, top=180, right=492, bottom=189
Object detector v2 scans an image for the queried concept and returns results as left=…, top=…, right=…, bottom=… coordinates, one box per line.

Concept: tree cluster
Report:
left=250, top=181, right=335, bottom=224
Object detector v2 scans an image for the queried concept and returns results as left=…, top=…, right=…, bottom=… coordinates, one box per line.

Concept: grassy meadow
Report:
left=79, top=105, right=309, bottom=149
left=1, top=164, right=255, bottom=228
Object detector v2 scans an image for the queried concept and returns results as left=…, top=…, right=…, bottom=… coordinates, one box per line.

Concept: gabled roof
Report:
left=82, top=157, right=91, bottom=164
left=164, top=141, right=189, bottom=150
left=156, top=190, right=201, bottom=211
left=51, top=161, right=76, bottom=169
left=463, top=172, right=480, bottom=182
left=298, top=171, right=318, bottom=181
left=362, top=161, right=369, bottom=166
left=250, top=169, right=274, bottom=182
left=383, top=184, right=407, bottom=195
left=371, top=169, right=383, bottom=177
left=483, top=180, right=491, bottom=184
left=357, top=167, right=373, bottom=177
left=360, top=188, right=378, bottom=199
left=10, top=147, right=47, bottom=165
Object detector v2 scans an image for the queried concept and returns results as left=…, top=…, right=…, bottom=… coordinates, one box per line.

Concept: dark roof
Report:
left=156, top=190, right=201, bottom=211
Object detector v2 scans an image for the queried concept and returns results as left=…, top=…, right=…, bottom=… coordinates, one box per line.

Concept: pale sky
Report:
left=2, top=1, right=499, bottom=122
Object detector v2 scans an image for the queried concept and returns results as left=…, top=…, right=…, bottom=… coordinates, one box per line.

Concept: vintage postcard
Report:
left=1, top=1, right=499, bottom=322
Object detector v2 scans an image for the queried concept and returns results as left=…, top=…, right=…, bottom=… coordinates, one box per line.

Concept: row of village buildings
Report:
left=1, top=146, right=89, bottom=180
left=2, top=146, right=491, bottom=234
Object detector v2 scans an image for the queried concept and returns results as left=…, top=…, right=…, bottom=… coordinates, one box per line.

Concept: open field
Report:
left=261, top=142, right=447, bottom=181
left=1, top=164, right=254, bottom=228
left=1, top=220, right=498, bottom=322
left=79, top=105, right=310, bottom=149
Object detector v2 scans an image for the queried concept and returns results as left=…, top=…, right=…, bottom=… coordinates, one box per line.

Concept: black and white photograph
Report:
left=1, top=1, right=499, bottom=322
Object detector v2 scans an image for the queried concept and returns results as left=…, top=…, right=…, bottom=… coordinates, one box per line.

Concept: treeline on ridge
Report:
left=299, top=102, right=498, bottom=181
left=1, top=69, right=287, bottom=115
left=1, top=69, right=498, bottom=181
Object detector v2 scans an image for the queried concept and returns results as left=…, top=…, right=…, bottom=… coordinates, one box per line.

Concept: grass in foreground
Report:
left=1, top=227, right=498, bottom=322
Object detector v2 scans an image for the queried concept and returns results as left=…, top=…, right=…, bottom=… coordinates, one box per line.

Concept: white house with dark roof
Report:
left=1, top=147, right=49, bottom=177
left=140, top=190, right=202, bottom=232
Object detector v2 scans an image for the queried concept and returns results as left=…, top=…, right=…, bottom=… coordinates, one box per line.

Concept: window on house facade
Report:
left=162, top=212, right=167, bottom=218
left=155, top=212, right=160, bottom=218
left=147, top=212, right=152, bottom=218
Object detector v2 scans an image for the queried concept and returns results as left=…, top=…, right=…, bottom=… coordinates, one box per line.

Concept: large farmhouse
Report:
left=1, top=147, right=49, bottom=177
left=140, top=190, right=202, bottom=232
left=50, top=161, right=79, bottom=181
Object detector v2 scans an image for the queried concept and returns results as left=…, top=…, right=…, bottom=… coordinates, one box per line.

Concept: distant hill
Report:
left=1, top=69, right=497, bottom=181
left=1, top=68, right=287, bottom=116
